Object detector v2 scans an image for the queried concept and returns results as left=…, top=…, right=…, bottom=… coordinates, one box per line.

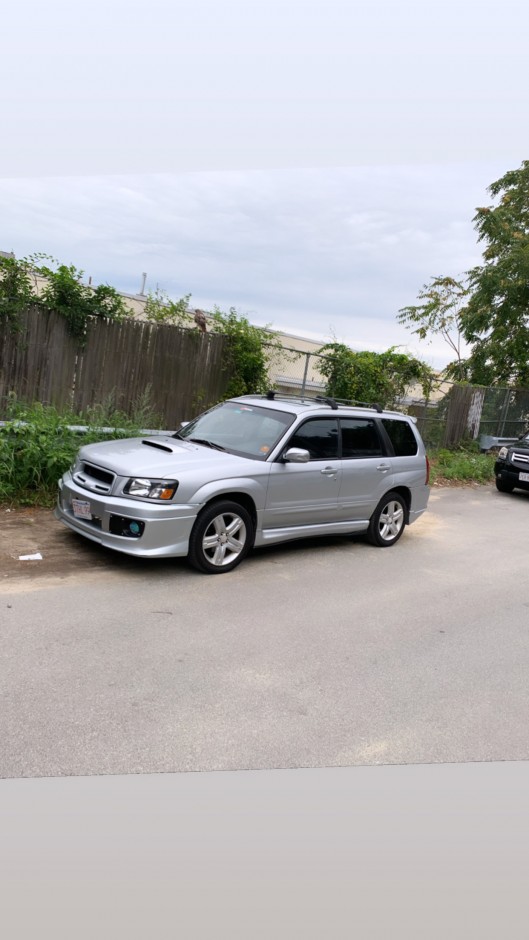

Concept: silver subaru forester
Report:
left=55, top=393, right=430, bottom=574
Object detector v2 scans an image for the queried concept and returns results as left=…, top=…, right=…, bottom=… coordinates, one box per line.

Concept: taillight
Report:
left=425, top=455, right=430, bottom=485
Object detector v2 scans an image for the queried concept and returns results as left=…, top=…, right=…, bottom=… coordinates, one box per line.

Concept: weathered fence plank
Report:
left=0, top=308, right=230, bottom=426
left=443, top=385, right=478, bottom=446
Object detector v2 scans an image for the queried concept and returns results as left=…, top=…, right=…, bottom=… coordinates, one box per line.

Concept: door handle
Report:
left=320, top=467, right=339, bottom=476
left=376, top=463, right=391, bottom=472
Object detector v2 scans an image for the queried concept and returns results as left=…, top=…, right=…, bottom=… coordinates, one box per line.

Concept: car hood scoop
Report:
left=141, top=439, right=176, bottom=453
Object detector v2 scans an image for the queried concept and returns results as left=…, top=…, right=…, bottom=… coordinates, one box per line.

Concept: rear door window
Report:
left=340, top=418, right=383, bottom=458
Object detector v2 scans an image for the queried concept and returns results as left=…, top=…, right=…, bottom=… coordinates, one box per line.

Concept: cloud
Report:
left=0, top=161, right=508, bottom=367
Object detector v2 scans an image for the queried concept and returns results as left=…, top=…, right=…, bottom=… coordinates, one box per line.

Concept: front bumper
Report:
left=56, top=472, right=199, bottom=558
left=494, top=462, right=529, bottom=492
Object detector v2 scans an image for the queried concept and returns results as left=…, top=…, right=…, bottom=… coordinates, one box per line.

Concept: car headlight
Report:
left=124, top=478, right=179, bottom=500
left=498, top=447, right=508, bottom=460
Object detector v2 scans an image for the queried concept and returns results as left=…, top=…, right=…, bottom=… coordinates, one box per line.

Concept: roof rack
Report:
left=256, top=391, right=384, bottom=414
left=315, top=395, right=338, bottom=410
left=347, top=398, right=384, bottom=414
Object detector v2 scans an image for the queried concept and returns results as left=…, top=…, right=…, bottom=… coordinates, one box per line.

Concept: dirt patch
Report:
left=0, top=506, right=118, bottom=592
left=0, top=505, right=178, bottom=595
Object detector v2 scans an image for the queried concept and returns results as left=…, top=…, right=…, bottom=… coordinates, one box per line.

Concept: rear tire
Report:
left=367, top=491, right=407, bottom=547
left=188, top=500, right=253, bottom=574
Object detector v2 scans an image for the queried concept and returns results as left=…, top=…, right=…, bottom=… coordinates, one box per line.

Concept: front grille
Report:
left=74, top=462, right=116, bottom=494
left=82, top=462, right=115, bottom=485
left=512, top=452, right=529, bottom=467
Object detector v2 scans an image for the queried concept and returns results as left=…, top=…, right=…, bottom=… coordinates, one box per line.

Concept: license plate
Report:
left=72, top=499, right=92, bottom=520
left=520, top=472, right=529, bottom=482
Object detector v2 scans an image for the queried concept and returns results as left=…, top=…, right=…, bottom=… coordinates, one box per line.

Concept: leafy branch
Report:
left=210, top=306, right=278, bottom=397
left=0, top=254, right=35, bottom=331
left=143, top=287, right=193, bottom=325
left=397, top=275, right=470, bottom=381
left=1, top=252, right=130, bottom=342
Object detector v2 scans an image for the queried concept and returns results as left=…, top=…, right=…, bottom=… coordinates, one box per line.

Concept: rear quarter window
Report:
left=381, top=419, right=418, bottom=456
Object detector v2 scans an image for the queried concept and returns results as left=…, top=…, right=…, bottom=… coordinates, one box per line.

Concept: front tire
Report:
left=188, top=500, right=253, bottom=574
left=367, top=492, right=407, bottom=547
left=495, top=476, right=515, bottom=494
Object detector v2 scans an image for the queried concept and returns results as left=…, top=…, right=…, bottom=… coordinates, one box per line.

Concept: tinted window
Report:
left=341, top=419, right=383, bottom=458
left=382, top=418, right=418, bottom=456
left=287, top=418, right=339, bottom=460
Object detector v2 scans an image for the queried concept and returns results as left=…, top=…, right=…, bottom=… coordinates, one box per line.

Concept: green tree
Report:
left=461, top=161, right=529, bottom=385
left=397, top=275, right=469, bottom=381
left=400, top=161, right=529, bottom=386
left=317, top=343, right=433, bottom=409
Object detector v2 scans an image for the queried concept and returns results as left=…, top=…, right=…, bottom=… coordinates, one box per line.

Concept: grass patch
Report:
left=429, top=446, right=496, bottom=485
left=0, top=394, right=163, bottom=507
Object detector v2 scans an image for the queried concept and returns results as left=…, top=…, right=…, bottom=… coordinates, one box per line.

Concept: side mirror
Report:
left=179, top=421, right=190, bottom=429
left=283, top=447, right=310, bottom=463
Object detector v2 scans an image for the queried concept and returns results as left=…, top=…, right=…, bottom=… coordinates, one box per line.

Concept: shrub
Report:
left=429, top=446, right=495, bottom=484
left=211, top=306, right=276, bottom=397
left=0, top=396, right=162, bottom=506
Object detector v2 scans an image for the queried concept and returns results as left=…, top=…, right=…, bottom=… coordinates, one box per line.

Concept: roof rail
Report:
left=263, top=391, right=339, bottom=408
left=248, top=391, right=385, bottom=414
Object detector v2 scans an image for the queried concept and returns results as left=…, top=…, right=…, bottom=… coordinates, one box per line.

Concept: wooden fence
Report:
left=0, top=307, right=231, bottom=427
left=442, top=384, right=486, bottom=447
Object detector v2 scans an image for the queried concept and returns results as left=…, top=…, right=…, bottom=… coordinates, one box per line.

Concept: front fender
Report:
left=191, top=475, right=270, bottom=512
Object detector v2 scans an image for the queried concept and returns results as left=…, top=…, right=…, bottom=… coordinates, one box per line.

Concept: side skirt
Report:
left=255, top=519, right=370, bottom=547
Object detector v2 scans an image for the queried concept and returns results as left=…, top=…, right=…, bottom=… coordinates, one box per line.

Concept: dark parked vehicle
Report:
left=495, top=433, right=529, bottom=494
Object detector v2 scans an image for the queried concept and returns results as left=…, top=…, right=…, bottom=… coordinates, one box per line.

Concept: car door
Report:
left=337, top=417, right=392, bottom=521
left=263, top=417, right=341, bottom=529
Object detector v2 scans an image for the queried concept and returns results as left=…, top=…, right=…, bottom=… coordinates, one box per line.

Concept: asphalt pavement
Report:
left=2, top=485, right=529, bottom=778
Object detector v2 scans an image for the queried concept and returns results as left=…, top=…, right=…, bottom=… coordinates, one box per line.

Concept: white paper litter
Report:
left=19, top=552, right=43, bottom=561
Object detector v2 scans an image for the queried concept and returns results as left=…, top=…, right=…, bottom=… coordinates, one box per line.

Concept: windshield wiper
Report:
left=187, top=437, right=226, bottom=451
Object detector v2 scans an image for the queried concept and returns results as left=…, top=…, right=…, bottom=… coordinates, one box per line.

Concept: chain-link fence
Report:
left=408, top=384, right=529, bottom=451
left=264, top=342, right=329, bottom=396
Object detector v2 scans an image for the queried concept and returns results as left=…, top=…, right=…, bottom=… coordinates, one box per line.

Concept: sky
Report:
left=1, top=0, right=529, bottom=370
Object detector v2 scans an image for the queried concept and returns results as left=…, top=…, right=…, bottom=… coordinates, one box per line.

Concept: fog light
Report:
left=109, top=515, right=145, bottom=538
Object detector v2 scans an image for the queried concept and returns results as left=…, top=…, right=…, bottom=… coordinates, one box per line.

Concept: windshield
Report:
left=175, top=401, right=295, bottom=460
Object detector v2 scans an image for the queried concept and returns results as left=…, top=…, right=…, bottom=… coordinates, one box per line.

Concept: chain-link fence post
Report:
left=300, top=352, right=310, bottom=397
left=498, top=387, right=511, bottom=437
